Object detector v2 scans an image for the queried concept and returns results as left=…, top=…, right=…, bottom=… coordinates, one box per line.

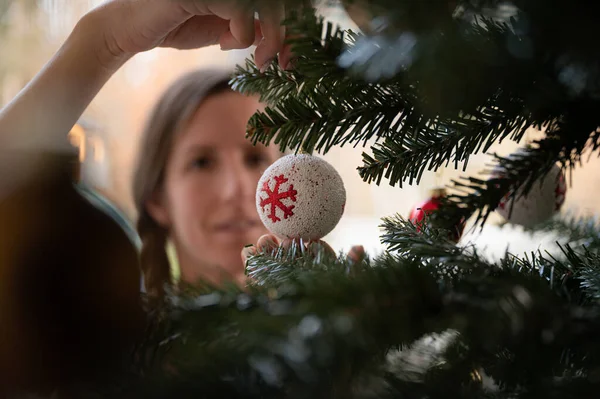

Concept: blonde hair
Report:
left=132, top=68, right=234, bottom=300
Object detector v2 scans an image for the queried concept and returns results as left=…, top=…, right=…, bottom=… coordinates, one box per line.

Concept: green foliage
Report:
left=73, top=217, right=600, bottom=398
left=529, top=215, right=600, bottom=253
left=67, top=1, right=600, bottom=398
left=232, top=4, right=600, bottom=230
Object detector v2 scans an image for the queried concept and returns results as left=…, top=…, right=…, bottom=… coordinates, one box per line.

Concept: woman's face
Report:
left=147, top=91, right=280, bottom=284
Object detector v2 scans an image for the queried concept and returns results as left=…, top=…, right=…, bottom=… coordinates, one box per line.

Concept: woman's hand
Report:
left=242, top=234, right=365, bottom=265
left=84, top=0, right=291, bottom=72
left=0, top=0, right=292, bottom=155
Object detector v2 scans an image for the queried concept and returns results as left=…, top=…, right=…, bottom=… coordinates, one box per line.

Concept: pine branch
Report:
left=231, top=10, right=351, bottom=105
left=236, top=6, right=599, bottom=200
left=374, top=217, right=600, bottom=384
left=355, top=11, right=600, bottom=188
left=245, top=83, right=407, bottom=153
left=381, top=214, right=600, bottom=306
left=242, top=20, right=538, bottom=161
left=429, top=122, right=600, bottom=229
left=344, top=0, right=600, bottom=72
left=73, top=230, right=600, bottom=398
left=127, top=256, right=447, bottom=399
left=232, top=59, right=304, bottom=104
left=527, top=215, right=600, bottom=254
left=233, top=9, right=410, bottom=154
left=380, top=214, right=490, bottom=282
left=562, top=246, right=600, bottom=301
left=244, top=239, right=367, bottom=287
left=357, top=105, right=530, bottom=186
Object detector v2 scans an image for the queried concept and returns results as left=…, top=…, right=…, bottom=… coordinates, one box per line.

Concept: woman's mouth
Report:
left=213, top=219, right=261, bottom=235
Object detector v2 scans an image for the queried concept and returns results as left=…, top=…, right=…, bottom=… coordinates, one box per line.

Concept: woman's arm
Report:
left=0, top=0, right=288, bottom=151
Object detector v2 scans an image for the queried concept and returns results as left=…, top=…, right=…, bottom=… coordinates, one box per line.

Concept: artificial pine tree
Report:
left=78, top=1, right=600, bottom=398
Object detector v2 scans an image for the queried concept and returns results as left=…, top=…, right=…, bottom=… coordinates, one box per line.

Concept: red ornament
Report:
left=408, top=188, right=464, bottom=243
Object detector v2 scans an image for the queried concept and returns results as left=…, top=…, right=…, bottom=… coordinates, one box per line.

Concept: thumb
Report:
left=241, top=244, right=257, bottom=265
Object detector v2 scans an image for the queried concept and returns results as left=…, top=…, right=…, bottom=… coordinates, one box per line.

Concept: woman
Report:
left=0, top=1, right=290, bottom=393
left=132, top=68, right=281, bottom=295
left=0, top=0, right=358, bottom=289
left=0, top=2, right=362, bottom=392
left=132, top=69, right=364, bottom=297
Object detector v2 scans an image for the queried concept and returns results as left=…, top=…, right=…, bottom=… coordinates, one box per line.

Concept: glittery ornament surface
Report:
left=494, top=162, right=567, bottom=227
left=256, top=154, right=346, bottom=241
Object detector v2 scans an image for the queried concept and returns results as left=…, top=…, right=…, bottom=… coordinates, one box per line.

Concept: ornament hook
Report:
left=298, top=143, right=312, bottom=155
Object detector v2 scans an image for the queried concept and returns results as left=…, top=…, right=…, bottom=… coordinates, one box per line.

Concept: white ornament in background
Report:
left=493, top=160, right=567, bottom=228
left=256, top=154, right=346, bottom=241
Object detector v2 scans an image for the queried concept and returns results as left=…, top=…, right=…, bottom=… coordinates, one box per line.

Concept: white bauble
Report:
left=256, top=154, right=346, bottom=241
left=494, top=161, right=567, bottom=228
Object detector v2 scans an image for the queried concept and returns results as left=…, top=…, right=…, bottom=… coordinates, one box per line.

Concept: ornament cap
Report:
left=298, top=145, right=311, bottom=155
left=429, top=186, right=447, bottom=198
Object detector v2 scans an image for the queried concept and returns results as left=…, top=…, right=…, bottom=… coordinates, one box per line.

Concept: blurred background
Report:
left=2, top=0, right=599, bottom=261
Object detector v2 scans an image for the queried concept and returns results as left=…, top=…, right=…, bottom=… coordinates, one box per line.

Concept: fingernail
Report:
left=242, top=246, right=257, bottom=259
left=259, top=58, right=274, bottom=73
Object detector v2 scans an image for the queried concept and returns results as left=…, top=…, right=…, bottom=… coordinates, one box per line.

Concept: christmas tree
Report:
left=77, top=1, right=600, bottom=398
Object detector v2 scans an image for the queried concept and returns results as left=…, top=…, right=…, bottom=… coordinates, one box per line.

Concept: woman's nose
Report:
left=218, top=160, right=256, bottom=201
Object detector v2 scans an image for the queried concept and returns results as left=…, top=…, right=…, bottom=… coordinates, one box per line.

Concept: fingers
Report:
left=219, top=6, right=256, bottom=50
left=241, top=235, right=349, bottom=266
left=194, top=1, right=287, bottom=70
left=278, top=238, right=336, bottom=258
left=221, top=19, right=263, bottom=48
left=346, top=245, right=365, bottom=264
left=161, top=15, right=230, bottom=49
left=280, top=237, right=300, bottom=250
left=252, top=19, right=264, bottom=46
left=255, top=2, right=286, bottom=71
left=276, top=0, right=312, bottom=70
left=257, top=234, right=280, bottom=252
left=241, top=244, right=257, bottom=265
left=241, top=234, right=279, bottom=265
left=307, top=240, right=336, bottom=258
left=278, top=41, right=294, bottom=70
left=167, top=0, right=288, bottom=59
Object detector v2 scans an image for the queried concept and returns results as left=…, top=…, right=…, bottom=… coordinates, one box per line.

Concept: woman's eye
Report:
left=246, top=152, right=270, bottom=168
left=192, top=156, right=212, bottom=169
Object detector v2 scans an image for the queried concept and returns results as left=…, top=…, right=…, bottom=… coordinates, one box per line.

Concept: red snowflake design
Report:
left=259, top=174, right=298, bottom=223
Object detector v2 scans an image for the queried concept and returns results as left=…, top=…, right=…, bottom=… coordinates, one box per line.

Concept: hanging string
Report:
left=430, top=166, right=448, bottom=198
left=298, top=142, right=312, bottom=155
left=434, top=166, right=446, bottom=190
